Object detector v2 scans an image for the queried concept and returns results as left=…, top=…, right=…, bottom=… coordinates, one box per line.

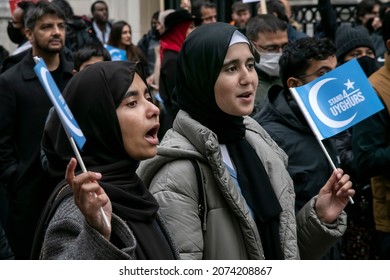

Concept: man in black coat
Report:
left=0, top=1, right=73, bottom=259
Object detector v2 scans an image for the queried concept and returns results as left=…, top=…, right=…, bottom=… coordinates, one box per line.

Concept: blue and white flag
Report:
left=34, top=57, right=86, bottom=150
left=290, top=59, right=384, bottom=140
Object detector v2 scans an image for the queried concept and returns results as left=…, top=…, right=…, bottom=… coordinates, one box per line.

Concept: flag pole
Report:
left=69, top=137, right=110, bottom=228
left=290, top=87, right=354, bottom=204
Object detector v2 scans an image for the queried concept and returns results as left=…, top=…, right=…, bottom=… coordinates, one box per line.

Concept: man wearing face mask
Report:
left=246, top=14, right=287, bottom=114
left=1, top=1, right=34, bottom=73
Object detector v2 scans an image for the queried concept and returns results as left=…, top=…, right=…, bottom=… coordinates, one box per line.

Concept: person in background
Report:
left=105, top=20, right=147, bottom=70
left=355, top=0, right=386, bottom=66
left=1, top=0, right=34, bottom=73
left=158, top=9, right=199, bottom=139
left=246, top=14, right=288, bottom=114
left=51, top=0, right=101, bottom=54
left=137, top=11, right=160, bottom=78
left=89, top=0, right=111, bottom=45
left=192, top=0, right=218, bottom=26
left=333, top=23, right=379, bottom=260
left=265, top=0, right=308, bottom=42
left=72, top=42, right=111, bottom=74
left=180, top=0, right=192, bottom=13
left=137, top=22, right=354, bottom=260
left=352, top=10, right=390, bottom=260
left=230, top=1, right=251, bottom=35
left=0, top=1, right=73, bottom=259
left=40, top=61, right=178, bottom=260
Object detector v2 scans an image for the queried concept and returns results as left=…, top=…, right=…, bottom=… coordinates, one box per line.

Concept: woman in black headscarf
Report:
left=137, top=22, right=354, bottom=260
left=40, top=61, right=178, bottom=260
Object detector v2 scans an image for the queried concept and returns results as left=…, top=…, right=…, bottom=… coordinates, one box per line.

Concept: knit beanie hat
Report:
left=335, top=24, right=375, bottom=62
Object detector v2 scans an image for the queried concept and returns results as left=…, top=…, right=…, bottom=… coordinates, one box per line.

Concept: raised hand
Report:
left=66, top=158, right=112, bottom=240
left=315, top=168, right=355, bottom=224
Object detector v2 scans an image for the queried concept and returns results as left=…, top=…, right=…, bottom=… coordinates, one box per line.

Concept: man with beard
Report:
left=0, top=1, right=73, bottom=259
left=1, top=1, right=34, bottom=73
left=89, top=1, right=111, bottom=45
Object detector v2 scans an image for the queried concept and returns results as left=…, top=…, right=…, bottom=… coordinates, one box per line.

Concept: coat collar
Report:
left=21, top=49, right=73, bottom=81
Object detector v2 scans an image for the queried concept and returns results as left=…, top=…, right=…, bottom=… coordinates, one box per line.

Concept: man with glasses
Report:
left=253, top=37, right=343, bottom=259
left=247, top=14, right=288, bottom=114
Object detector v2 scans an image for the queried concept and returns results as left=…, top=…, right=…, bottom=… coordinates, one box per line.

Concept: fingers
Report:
left=65, top=157, right=77, bottom=185
left=321, top=168, right=344, bottom=192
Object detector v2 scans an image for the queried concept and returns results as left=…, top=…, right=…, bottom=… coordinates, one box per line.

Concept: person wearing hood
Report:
left=40, top=61, right=178, bottom=260
left=246, top=14, right=288, bottom=115
left=137, top=23, right=354, bottom=260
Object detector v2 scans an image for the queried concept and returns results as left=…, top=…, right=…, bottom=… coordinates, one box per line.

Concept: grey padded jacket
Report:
left=137, top=110, right=347, bottom=260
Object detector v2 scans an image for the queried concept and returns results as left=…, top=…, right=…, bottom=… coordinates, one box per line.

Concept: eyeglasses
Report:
left=252, top=42, right=288, bottom=53
left=297, top=68, right=331, bottom=79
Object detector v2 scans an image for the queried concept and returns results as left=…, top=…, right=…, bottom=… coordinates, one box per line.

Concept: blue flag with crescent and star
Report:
left=290, top=58, right=384, bottom=140
left=34, top=57, right=86, bottom=150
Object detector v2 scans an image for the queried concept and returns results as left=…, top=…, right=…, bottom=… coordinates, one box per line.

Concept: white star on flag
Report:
left=344, top=79, right=355, bottom=90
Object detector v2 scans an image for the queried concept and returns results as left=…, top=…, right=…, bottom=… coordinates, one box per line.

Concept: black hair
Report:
left=25, top=1, right=66, bottom=30
left=192, top=0, right=217, bottom=21
left=356, top=0, right=382, bottom=25
left=90, top=0, right=107, bottom=15
left=72, top=42, right=111, bottom=71
left=16, top=0, right=35, bottom=28
left=51, top=0, right=74, bottom=20
left=107, top=20, right=130, bottom=47
left=246, top=14, right=287, bottom=41
left=265, top=0, right=289, bottom=23
left=279, top=37, right=336, bottom=88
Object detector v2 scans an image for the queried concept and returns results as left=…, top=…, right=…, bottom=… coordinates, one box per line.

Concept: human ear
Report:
left=287, top=77, right=300, bottom=88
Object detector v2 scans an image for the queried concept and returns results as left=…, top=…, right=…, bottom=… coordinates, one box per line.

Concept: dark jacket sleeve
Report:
left=0, top=75, right=18, bottom=187
left=352, top=109, right=390, bottom=181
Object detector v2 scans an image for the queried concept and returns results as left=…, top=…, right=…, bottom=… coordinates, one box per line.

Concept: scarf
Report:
left=175, top=23, right=283, bottom=259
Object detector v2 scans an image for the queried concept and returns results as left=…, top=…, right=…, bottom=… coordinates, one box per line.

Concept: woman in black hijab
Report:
left=137, top=22, right=354, bottom=259
left=40, top=61, right=178, bottom=260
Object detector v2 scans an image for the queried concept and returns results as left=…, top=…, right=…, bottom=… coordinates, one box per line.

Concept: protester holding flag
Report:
left=253, top=37, right=347, bottom=259
left=137, top=23, right=354, bottom=260
left=39, top=61, right=178, bottom=260
left=0, top=1, right=73, bottom=259
left=353, top=10, right=390, bottom=260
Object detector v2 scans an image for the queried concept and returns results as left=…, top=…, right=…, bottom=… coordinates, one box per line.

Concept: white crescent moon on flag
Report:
left=40, top=67, right=84, bottom=137
left=308, top=77, right=357, bottom=128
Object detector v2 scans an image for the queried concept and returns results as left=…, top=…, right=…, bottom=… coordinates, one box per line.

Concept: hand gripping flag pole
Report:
left=288, top=59, right=385, bottom=205
left=34, top=57, right=110, bottom=228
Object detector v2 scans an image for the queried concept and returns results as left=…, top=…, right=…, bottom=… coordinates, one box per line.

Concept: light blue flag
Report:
left=105, top=44, right=127, bottom=61
left=290, top=58, right=384, bottom=140
left=34, top=57, right=86, bottom=150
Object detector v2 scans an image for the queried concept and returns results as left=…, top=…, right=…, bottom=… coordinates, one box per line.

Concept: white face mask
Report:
left=256, top=52, right=282, bottom=77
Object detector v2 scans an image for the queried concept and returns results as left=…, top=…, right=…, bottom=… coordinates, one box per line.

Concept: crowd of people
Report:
left=0, top=0, right=389, bottom=261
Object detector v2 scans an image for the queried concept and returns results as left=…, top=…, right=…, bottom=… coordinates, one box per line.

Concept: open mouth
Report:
left=238, top=91, right=252, bottom=98
left=145, top=124, right=160, bottom=144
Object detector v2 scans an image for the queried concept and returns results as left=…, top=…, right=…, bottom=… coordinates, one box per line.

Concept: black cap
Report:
left=163, top=9, right=202, bottom=35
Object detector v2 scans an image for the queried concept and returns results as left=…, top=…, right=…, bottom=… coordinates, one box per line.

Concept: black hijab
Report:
left=42, top=61, right=175, bottom=259
left=175, top=23, right=284, bottom=259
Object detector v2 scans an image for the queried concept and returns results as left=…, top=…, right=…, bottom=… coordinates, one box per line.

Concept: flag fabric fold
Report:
left=34, top=57, right=86, bottom=150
